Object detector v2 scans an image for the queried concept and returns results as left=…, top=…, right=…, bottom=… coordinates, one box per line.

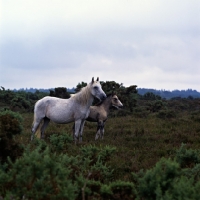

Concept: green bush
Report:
left=0, top=110, right=23, bottom=163
left=133, top=158, right=180, bottom=199
left=109, top=180, right=136, bottom=199
left=49, top=132, right=73, bottom=152
left=80, top=145, right=116, bottom=182
left=175, top=144, right=200, bottom=168
left=0, top=140, right=119, bottom=199
left=0, top=110, right=23, bottom=137
left=165, top=176, right=200, bottom=200
left=0, top=142, right=76, bottom=199
left=132, top=145, right=200, bottom=199
left=81, top=144, right=116, bottom=163
left=100, top=180, right=136, bottom=199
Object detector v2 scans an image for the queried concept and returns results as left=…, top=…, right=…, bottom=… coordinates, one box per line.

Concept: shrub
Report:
left=175, top=143, right=200, bottom=168
left=0, top=142, right=76, bottom=199
left=0, top=110, right=23, bottom=163
left=80, top=145, right=116, bottom=182
left=0, top=110, right=23, bottom=138
left=133, top=145, right=200, bottom=199
left=49, top=132, right=73, bottom=152
left=100, top=181, right=136, bottom=200
left=109, top=180, right=136, bottom=200
left=133, top=158, right=180, bottom=199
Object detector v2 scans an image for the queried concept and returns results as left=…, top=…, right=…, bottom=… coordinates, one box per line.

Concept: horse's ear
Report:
left=96, top=77, right=99, bottom=81
left=92, top=77, right=94, bottom=83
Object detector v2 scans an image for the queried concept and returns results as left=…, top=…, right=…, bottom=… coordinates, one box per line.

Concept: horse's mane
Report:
left=94, top=93, right=113, bottom=106
left=72, top=84, right=92, bottom=105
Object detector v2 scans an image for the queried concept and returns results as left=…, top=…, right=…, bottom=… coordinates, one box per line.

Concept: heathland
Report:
left=1, top=82, right=200, bottom=199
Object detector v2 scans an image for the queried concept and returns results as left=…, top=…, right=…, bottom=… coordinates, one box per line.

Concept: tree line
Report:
left=1, top=81, right=200, bottom=115
left=12, top=86, right=200, bottom=99
left=0, top=81, right=137, bottom=113
left=138, top=88, right=200, bottom=99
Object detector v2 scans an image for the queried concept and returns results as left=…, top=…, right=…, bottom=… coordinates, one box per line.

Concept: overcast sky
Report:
left=1, top=0, right=200, bottom=91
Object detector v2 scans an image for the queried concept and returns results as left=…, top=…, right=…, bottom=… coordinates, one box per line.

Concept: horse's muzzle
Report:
left=100, top=94, right=107, bottom=101
left=119, top=104, right=123, bottom=108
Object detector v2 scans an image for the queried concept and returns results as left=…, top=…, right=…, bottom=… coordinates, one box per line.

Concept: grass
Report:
left=13, top=105, right=200, bottom=182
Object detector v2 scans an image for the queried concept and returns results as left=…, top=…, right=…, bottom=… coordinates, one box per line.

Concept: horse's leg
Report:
left=95, top=121, right=101, bottom=140
left=40, top=117, right=50, bottom=139
left=79, top=120, right=86, bottom=142
left=74, top=120, right=82, bottom=144
left=72, top=123, right=75, bottom=139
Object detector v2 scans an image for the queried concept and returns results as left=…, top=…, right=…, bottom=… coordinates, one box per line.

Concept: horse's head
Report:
left=111, top=94, right=123, bottom=109
left=90, top=77, right=107, bottom=101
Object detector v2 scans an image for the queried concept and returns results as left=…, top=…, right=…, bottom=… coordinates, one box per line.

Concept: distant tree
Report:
left=100, top=81, right=123, bottom=95
left=100, top=81, right=137, bottom=112
left=50, top=87, right=70, bottom=99
left=75, top=82, right=87, bottom=92
left=187, top=95, right=194, bottom=100
left=118, top=85, right=137, bottom=112
left=143, top=92, right=161, bottom=100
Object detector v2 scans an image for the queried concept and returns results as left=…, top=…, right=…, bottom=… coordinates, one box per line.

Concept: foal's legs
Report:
left=40, top=117, right=50, bottom=139
left=95, top=121, right=104, bottom=140
left=95, top=126, right=100, bottom=140
left=100, top=122, right=105, bottom=139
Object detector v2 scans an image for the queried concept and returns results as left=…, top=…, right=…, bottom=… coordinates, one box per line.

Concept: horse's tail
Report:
left=31, top=101, right=42, bottom=139
left=31, top=107, right=36, bottom=131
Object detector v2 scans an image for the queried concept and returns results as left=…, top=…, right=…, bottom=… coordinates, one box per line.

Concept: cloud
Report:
left=1, top=0, right=200, bottom=91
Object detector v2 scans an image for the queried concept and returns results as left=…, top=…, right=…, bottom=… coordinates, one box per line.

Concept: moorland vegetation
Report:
left=0, top=82, right=200, bottom=199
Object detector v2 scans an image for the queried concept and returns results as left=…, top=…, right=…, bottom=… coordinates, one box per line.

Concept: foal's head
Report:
left=90, top=77, right=106, bottom=101
left=111, top=94, right=123, bottom=109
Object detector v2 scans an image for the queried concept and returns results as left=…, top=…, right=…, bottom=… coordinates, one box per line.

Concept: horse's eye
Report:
left=94, top=86, right=98, bottom=90
left=114, top=98, right=117, bottom=101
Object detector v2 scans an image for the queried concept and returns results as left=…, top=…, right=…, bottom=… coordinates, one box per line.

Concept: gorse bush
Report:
left=2, top=134, right=200, bottom=199
left=132, top=145, right=200, bottom=200
left=0, top=139, right=117, bottom=199
left=133, top=158, right=181, bottom=199
left=103, top=181, right=136, bottom=200
left=175, top=143, right=200, bottom=168
left=0, top=142, right=76, bottom=199
left=0, top=110, right=23, bottom=163
left=49, top=132, right=73, bottom=151
left=0, top=110, right=23, bottom=137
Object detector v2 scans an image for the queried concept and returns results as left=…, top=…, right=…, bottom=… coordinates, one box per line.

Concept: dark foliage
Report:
left=0, top=110, right=23, bottom=163
left=50, top=87, right=70, bottom=99
left=0, top=87, right=48, bottom=112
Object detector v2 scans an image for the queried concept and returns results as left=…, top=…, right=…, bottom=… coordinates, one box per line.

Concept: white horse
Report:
left=31, top=77, right=106, bottom=143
